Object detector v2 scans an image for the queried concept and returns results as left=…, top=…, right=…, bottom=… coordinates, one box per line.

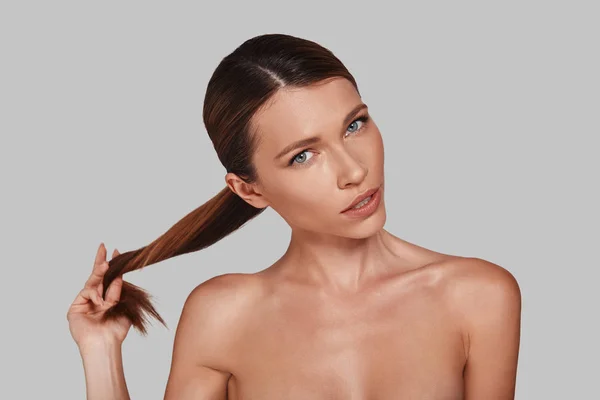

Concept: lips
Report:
left=341, top=186, right=380, bottom=212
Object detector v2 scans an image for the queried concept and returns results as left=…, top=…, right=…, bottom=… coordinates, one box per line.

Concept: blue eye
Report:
left=347, top=120, right=361, bottom=133
left=288, top=114, right=370, bottom=167
left=345, top=114, right=370, bottom=136
left=290, top=151, right=313, bottom=165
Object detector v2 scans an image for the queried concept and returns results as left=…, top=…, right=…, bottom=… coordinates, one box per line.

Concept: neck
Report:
left=276, top=227, right=402, bottom=293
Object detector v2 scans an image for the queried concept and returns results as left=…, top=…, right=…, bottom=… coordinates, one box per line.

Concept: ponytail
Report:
left=98, top=32, right=362, bottom=335
left=100, top=186, right=265, bottom=335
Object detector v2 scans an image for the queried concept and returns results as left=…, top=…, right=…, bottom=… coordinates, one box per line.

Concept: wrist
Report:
left=78, top=335, right=122, bottom=357
left=79, top=337, right=130, bottom=399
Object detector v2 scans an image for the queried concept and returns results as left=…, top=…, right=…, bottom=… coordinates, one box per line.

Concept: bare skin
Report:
left=183, top=77, right=519, bottom=398
left=165, top=230, right=520, bottom=399
left=70, top=76, right=520, bottom=399
left=226, top=232, right=467, bottom=399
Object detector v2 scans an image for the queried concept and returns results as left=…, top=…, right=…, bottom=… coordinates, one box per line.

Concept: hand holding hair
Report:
left=67, top=242, right=132, bottom=352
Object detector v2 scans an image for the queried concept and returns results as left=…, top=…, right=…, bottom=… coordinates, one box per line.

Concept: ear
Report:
left=225, top=172, right=269, bottom=209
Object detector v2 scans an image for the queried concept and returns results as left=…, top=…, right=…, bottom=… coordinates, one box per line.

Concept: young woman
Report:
left=67, top=33, right=521, bottom=399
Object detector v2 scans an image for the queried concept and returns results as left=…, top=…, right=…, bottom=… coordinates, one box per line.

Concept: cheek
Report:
left=369, top=127, right=384, bottom=151
left=283, top=186, right=330, bottom=210
left=364, top=129, right=385, bottom=165
left=347, top=130, right=384, bottom=170
left=276, top=184, right=339, bottom=223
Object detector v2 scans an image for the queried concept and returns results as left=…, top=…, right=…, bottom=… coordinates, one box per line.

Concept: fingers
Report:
left=85, top=259, right=109, bottom=289
left=97, top=281, right=103, bottom=301
left=105, top=275, right=123, bottom=305
left=83, top=243, right=123, bottom=305
left=94, top=242, right=107, bottom=268
left=99, top=248, right=121, bottom=301
left=73, top=285, right=105, bottom=308
left=86, top=243, right=108, bottom=288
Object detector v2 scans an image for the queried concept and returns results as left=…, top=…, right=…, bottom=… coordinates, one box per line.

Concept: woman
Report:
left=67, top=33, right=521, bottom=399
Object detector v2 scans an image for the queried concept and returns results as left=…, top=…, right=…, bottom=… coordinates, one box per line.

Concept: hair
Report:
left=100, top=33, right=360, bottom=335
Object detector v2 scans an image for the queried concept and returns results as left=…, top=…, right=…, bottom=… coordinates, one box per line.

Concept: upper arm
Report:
left=164, top=274, right=249, bottom=400
left=450, top=258, right=522, bottom=400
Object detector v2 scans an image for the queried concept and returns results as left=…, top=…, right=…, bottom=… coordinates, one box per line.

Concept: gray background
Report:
left=1, top=1, right=598, bottom=398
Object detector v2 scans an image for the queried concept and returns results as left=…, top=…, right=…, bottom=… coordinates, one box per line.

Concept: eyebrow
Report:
left=274, top=103, right=369, bottom=160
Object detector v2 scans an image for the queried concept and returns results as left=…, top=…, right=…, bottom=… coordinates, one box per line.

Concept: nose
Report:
left=335, top=146, right=368, bottom=189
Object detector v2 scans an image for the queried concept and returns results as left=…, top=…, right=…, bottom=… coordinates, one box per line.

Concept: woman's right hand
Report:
left=67, top=243, right=132, bottom=351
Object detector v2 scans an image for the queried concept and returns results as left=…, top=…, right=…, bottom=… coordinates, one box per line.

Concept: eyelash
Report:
left=288, top=114, right=370, bottom=167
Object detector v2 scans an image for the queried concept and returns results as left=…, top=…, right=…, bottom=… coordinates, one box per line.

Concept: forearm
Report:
left=80, top=340, right=131, bottom=400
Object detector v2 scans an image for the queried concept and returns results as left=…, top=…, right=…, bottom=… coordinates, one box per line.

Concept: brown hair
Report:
left=100, top=33, right=360, bottom=335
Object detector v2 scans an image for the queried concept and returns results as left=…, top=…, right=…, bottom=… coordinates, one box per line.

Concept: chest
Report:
left=226, top=283, right=466, bottom=399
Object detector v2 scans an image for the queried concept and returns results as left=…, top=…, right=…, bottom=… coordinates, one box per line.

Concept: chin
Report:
left=338, top=206, right=387, bottom=239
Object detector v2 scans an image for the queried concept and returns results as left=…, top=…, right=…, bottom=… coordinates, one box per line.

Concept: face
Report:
left=226, top=77, right=386, bottom=239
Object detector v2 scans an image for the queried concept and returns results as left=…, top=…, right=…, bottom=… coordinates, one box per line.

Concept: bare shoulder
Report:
left=185, top=272, right=263, bottom=308
left=164, top=273, right=262, bottom=398
left=182, top=272, right=264, bottom=328
left=433, top=257, right=522, bottom=359
left=436, top=256, right=521, bottom=300
left=177, top=272, right=264, bottom=368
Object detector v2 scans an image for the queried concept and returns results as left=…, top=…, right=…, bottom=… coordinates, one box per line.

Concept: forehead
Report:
left=251, top=78, right=361, bottom=156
